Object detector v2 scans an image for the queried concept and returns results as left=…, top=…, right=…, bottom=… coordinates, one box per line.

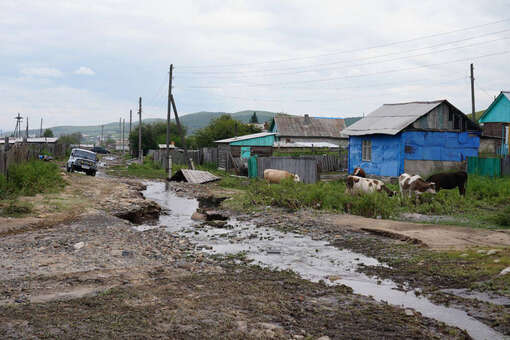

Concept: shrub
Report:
left=6, top=161, right=64, bottom=197
left=493, top=206, right=510, bottom=227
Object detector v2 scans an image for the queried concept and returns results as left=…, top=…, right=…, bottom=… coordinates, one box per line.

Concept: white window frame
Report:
left=362, top=139, right=372, bottom=161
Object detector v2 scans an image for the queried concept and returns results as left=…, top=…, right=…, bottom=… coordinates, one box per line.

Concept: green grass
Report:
left=0, top=161, right=65, bottom=199
left=223, top=175, right=510, bottom=229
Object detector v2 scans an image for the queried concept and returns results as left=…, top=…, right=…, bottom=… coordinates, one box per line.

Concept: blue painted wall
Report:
left=479, top=94, right=510, bottom=123
left=349, top=134, right=402, bottom=177
left=230, top=134, right=275, bottom=146
left=348, top=131, right=480, bottom=177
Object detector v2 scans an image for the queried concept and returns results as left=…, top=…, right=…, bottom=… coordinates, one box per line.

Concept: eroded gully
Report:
left=140, top=181, right=505, bottom=340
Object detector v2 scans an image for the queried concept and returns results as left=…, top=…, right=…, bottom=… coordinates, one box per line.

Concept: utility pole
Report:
left=121, top=119, right=125, bottom=154
left=165, top=64, right=173, bottom=179
left=138, top=97, right=143, bottom=163
left=40, top=117, right=43, bottom=137
left=170, top=94, right=190, bottom=168
left=14, top=113, right=23, bottom=138
left=470, top=63, right=476, bottom=116
left=119, top=117, right=122, bottom=150
left=129, top=109, right=132, bottom=136
left=26, top=116, right=29, bottom=139
left=101, top=125, right=104, bottom=145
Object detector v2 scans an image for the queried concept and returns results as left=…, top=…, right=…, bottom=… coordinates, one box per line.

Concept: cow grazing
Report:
left=426, top=171, right=467, bottom=196
left=352, top=167, right=366, bottom=178
left=399, top=173, right=436, bottom=198
left=264, top=169, right=300, bottom=184
left=346, top=176, right=395, bottom=196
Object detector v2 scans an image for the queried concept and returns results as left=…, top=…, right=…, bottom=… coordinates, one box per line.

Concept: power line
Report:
left=184, top=28, right=510, bottom=76
left=183, top=49, right=510, bottom=88
left=181, top=35, right=510, bottom=80
left=179, top=18, right=510, bottom=69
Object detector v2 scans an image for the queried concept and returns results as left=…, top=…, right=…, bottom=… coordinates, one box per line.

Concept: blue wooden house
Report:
left=343, top=100, right=481, bottom=177
left=479, top=91, right=510, bottom=155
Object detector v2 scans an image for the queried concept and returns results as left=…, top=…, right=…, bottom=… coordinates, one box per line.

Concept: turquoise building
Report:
left=479, top=91, right=510, bottom=155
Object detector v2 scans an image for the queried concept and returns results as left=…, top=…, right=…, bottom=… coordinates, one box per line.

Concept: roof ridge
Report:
left=384, top=100, right=445, bottom=106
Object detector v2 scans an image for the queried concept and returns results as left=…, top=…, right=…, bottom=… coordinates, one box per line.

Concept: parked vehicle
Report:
left=92, top=146, right=110, bottom=154
left=67, top=148, right=98, bottom=176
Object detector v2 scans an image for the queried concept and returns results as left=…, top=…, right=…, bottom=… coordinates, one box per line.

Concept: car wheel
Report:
left=70, top=165, right=75, bottom=173
left=66, top=164, right=70, bottom=172
left=91, top=170, right=96, bottom=177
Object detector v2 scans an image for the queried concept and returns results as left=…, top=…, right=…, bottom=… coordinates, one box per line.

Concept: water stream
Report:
left=141, top=181, right=505, bottom=340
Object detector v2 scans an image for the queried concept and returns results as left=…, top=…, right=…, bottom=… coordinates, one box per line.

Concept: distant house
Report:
left=270, top=114, right=348, bottom=148
left=215, top=132, right=276, bottom=169
left=478, top=91, right=510, bottom=155
left=343, top=100, right=481, bottom=177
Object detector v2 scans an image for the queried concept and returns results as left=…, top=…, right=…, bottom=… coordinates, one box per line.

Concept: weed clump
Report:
left=0, top=161, right=64, bottom=199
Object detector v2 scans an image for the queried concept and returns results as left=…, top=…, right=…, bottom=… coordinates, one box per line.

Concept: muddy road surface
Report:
left=0, top=171, right=504, bottom=339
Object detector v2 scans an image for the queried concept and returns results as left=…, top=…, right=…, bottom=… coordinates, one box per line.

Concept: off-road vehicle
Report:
left=67, top=148, right=98, bottom=176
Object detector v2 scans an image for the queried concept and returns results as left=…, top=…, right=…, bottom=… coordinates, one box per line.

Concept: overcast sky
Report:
left=1, top=0, right=509, bottom=132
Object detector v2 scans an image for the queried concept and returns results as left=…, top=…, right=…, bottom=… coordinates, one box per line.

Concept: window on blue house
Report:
left=362, top=139, right=372, bottom=161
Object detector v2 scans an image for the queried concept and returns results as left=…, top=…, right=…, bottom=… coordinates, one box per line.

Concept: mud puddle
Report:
left=141, top=181, right=505, bottom=340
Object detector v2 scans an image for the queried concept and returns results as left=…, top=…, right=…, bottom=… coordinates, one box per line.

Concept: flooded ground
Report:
left=142, top=181, right=506, bottom=340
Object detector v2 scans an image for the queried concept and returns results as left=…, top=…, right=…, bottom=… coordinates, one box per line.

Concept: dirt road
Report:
left=0, top=171, right=473, bottom=339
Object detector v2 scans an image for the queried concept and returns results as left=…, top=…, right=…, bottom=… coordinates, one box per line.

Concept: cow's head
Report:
left=293, top=174, right=300, bottom=182
left=425, top=182, right=437, bottom=194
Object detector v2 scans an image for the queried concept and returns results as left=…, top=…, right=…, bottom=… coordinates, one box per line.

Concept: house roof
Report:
left=272, top=115, right=346, bottom=138
left=215, top=132, right=276, bottom=144
left=343, top=100, right=448, bottom=136
left=479, top=91, right=510, bottom=123
left=0, top=137, right=58, bottom=144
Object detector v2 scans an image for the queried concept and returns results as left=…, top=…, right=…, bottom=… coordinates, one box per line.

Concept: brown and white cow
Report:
left=346, top=175, right=395, bottom=196
left=399, top=173, right=436, bottom=198
left=352, top=167, right=366, bottom=178
left=264, top=169, right=300, bottom=184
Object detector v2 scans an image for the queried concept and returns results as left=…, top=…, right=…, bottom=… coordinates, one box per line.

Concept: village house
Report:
left=270, top=114, right=348, bottom=149
left=478, top=91, right=510, bottom=156
left=343, top=100, right=481, bottom=177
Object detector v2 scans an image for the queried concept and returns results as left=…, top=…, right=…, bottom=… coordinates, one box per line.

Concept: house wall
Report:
left=479, top=95, right=510, bottom=123
left=348, top=134, right=402, bottom=177
left=229, top=134, right=275, bottom=146
left=348, top=131, right=480, bottom=177
left=412, top=102, right=470, bottom=131
left=482, top=122, right=506, bottom=138
left=479, top=137, right=502, bottom=155
left=277, top=136, right=347, bottom=147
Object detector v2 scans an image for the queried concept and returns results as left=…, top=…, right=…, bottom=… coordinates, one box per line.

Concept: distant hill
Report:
left=13, top=110, right=363, bottom=143
left=466, top=110, right=485, bottom=122
left=15, top=110, right=278, bottom=142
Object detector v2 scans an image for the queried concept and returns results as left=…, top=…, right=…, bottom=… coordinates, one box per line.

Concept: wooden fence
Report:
left=256, top=157, right=319, bottom=184
left=1, top=141, right=69, bottom=176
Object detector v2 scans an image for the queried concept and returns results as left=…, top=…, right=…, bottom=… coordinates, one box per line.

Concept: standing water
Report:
left=141, top=181, right=505, bottom=340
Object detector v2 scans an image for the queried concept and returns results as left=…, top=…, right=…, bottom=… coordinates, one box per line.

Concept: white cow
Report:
left=399, top=173, right=436, bottom=198
left=345, top=175, right=395, bottom=196
left=264, top=169, right=300, bottom=184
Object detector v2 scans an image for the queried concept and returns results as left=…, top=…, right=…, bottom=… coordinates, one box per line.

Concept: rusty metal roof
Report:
left=273, top=115, right=346, bottom=138
left=342, top=100, right=445, bottom=136
left=169, top=169, right=220, bottom=184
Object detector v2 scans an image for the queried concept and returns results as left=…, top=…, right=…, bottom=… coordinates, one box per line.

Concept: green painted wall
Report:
left=480, top=94, right=510, bottom=123
left=230, top=134, right=275, bottom=146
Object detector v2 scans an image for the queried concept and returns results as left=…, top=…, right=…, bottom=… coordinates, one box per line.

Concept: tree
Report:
left=43, top=129, right=54, bottom=137
left=250, top=112, right=259, bottom=124
left=129, top=122, right=186, bottom=157
left=58, top=132, right=82, bottom=145
left=194, top=114, right=261, bottom=147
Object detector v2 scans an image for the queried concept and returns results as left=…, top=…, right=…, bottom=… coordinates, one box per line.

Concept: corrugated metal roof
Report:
left=273, top=115, right=346, bottom=138
left=342, top=100, right=444, bottom=136
left=215, top=132, right=275, bottom=144
left=169, top=169, right=221, bottom=184
left=274, top=141, right=339, bottom=148
left=503, top=91, right=510, bottom=101
left=0, top=137, right=58, bottom=144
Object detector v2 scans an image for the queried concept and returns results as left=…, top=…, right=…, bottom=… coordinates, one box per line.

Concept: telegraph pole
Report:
left=165, top=64, right=173, bottom=179
left=14, top=113, right=23, bottom=138
left=121, top=119, right=125, bottom=154
left=40, top=117, right=43, bottom=137
left=470, top=63, right=476, bottom=116
left=138, top=97, right=143, bottom=162
left=170, top=95, right=190, bottom=168
left=129, top=109, right=132, bottom=136
left=26, top=117, right=29, bottom=139
left=119, top=117, right=122, bottom=148
left=101, top=125, right=104, bottom=145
